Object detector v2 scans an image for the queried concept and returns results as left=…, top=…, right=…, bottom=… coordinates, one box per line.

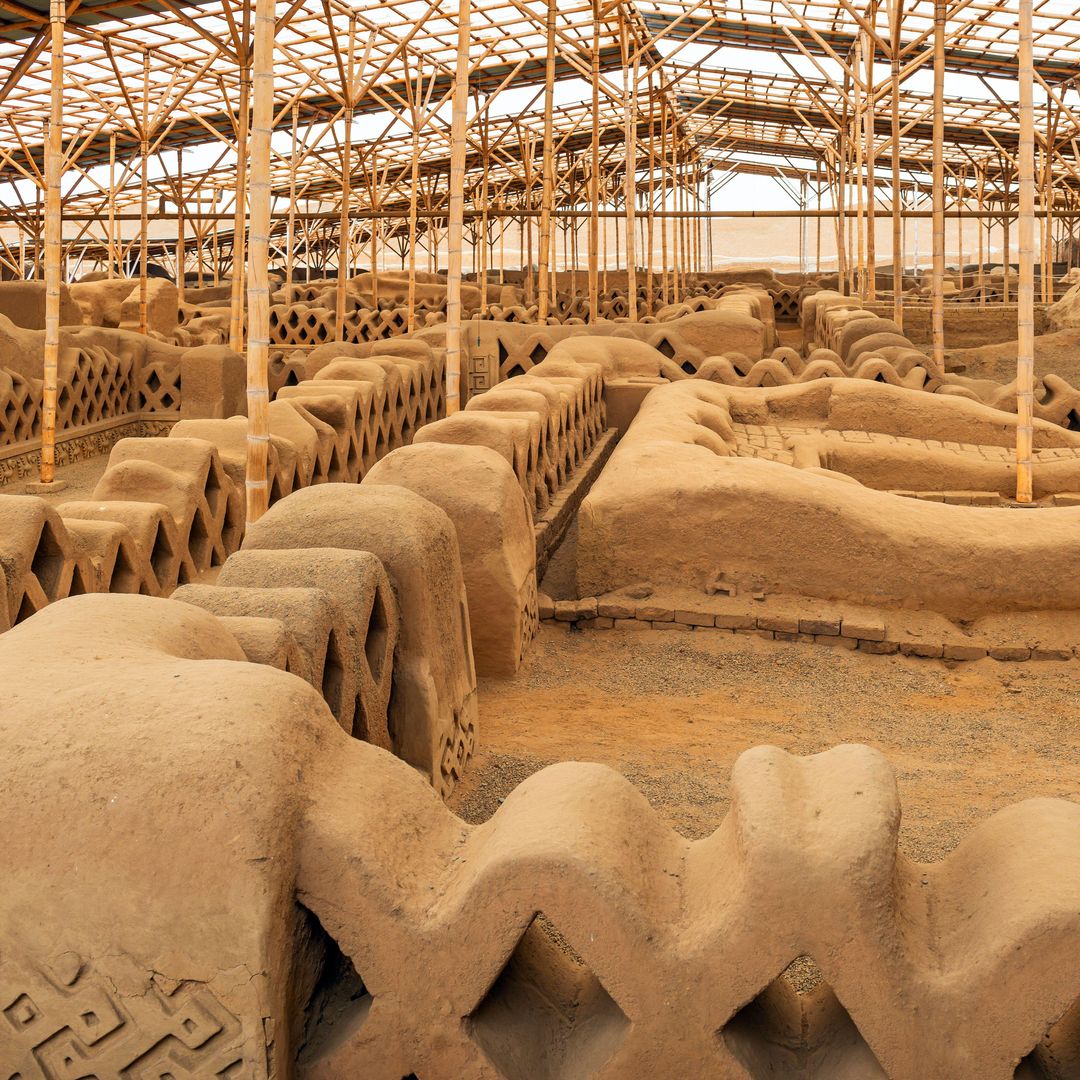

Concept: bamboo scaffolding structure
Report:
left=1016, top=0, right=1035, bottom=504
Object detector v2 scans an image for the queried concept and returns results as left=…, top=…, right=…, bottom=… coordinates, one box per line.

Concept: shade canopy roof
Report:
left=1, top=0, right=1078, bottom=225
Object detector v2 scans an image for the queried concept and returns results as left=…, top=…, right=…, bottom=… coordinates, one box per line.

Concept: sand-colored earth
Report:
left=451, top=624, right=1080, bottom=862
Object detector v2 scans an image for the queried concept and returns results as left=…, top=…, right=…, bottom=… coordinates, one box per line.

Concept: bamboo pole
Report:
left=244, top=0, right=274, bottom=525
left=853, top=37, right=866, bottom=298
left=1016, top=0, right=1035, bottom=504
left=930, top=0, right=945, bottom=372
left=107, top=132, right=116, bottom=278
left=138, top=52, right=150, bottom=335
left=977, top=165, right=986, bottom=306
left=623, top=14, right=638, bottom=321
left=537, top=0, right=556, bottom=322
left=369, top=151, right=379, bottom=308
left=890, top=0, right=903, bottom=325
left=336, top=17, right=356, bottom=341
left=38, top=0, right=65, bottom=486
left=588, top=0, right=600, bottom=322
left=229, top=15, right=252, bottom=354
left=646, top=76, right=655, bottom=311
left=285, top=105, right=298, bottom=290
left=176, top=149, right=186, bottom=306
left=445, top=0, right=469, bottom=413
left=865, top=11, right=877, bottom=300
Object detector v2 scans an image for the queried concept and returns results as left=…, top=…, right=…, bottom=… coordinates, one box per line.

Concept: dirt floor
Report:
left=450, top=623, right=1080, bottom=863
left=2, top=453, right=111, bottom=500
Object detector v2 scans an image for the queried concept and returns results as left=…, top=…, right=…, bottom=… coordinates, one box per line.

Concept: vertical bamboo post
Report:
left=865, top=13, right=877, bottom=300
left=815, top=159, right=822, bottom=275
left=38, top=0, right=65, bottom=486
left=957, top=168, right=965, bottom=288
left=537, top=0, right=556, bottom=322
left=660, top=95, right=669, bottom=303
left=588, top=0, right=600, bottom=322
left=176, top=149, right=186, bottom=306
left=977, top=164, right=986, bottom=306
left=336, top=16, right=356, bottom=341
left=1016, top=0, right=1035, bottom=503
left=406, top=75, right=422, bottom=330
left=622, top=14, right=638, bottom=320
left=369, top=151, right=379, bottom=308
left=244, top=0, right=272, bottom=527
left=890, top=0, right=903, bottom=325
left=479, top=109, right=490, bottom=316
left=930, top=0, right=945, bottom=372
left=646, top=74, right=655, bottom=312
left=212, top=187, right=220, bottom=285
left=107, top=132, right=116, bottom=278
left=445, top=0, right=469, bottom=412
left=285, top=105, right=298, bottom=290
left=245, top=0, right=274, bottom=525
left=138, top=52, right=150, bottom=334
left=853, top=37, right=866, bottom=298
left=229, top=9, right=252, bottom=353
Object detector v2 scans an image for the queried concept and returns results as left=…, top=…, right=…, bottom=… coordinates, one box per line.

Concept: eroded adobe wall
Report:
left=576, top=379, right=1080, bottom=619
left=1, top=591, right=1078, bottom=1077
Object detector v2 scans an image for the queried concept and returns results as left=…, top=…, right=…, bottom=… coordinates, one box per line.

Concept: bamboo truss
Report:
left=2, top=0, right=1077, bottom=504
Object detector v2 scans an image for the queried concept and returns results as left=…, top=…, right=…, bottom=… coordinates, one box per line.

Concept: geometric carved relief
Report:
left=0, top=957, right=248, bottom=1079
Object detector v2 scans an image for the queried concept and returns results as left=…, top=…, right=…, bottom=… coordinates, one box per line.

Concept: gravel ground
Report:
left=449, top=624, right=1080, bottom=864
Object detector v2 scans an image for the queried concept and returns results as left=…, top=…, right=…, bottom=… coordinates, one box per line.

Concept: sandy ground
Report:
left=450, top=624, right=1080, bottom=862
left=2, top=453, right=111, bottom=501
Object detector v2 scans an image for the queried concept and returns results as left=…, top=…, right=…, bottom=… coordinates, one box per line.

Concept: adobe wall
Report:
left=576, top=379, right=1080, bottom=620
left=1, top=591, right=1078, bottom=1077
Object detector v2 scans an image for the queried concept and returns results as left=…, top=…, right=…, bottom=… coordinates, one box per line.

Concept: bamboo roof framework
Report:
left=0, top=0, right=1070, bottom=501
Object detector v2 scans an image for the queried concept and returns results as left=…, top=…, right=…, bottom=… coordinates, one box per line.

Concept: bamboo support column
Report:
left=660, top=97, right=669, bottom=303
left=38, top=0, right=65, bottom=486
left=336, top=18, right=356, bottom=341
left=864, top=15, right=876, bottom=300
left=244, top=0, right=274, bottom=525
left=1016, top=0, right=1035, bottom=503
left=622, top=16, right=638, bottom=320
left=930, top=0, right=945, bottom=372
left=537, top=0, right=556, bottom=322
left=445, top=0, right=469, bottom=413
left=853, top=39, right=866, bottom=298
left=890, top=0, right=904, bottom=325
left=285, top=105, right=298, bottom=290
left=369, top=152, right=379, bottom=308
left=176, top=150, right=186, bottom=306
left=977, top=165, right=986, bottom=306
left=646, top=75, right=655, bottom=312
left=138, top=52, right=150, bottom=335
left=107, top=133, right=116, bottom=278
left=588, top=0, right=600, bottom=321
left=229, top=17, right=252, bottom=353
